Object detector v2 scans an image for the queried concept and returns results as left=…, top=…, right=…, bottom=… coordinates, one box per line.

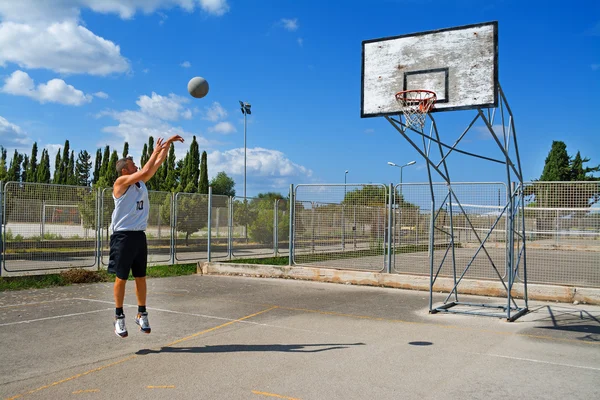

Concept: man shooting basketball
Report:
left=109, top=135, right=184, bottom=338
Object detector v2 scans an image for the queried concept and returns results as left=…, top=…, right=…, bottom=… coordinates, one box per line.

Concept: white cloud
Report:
left=97, top=91, right=222, bottom=162
left=208, top=147, right=312, bottom=186
left=1, top=70, right=93, bottom=106
left=208, top=121, right=236, bottom=134
left=203, top=102, right=227, bottom=122
left=136, top=92, right=191, bottom=121
left=297, top=38, right=303, bottom=47
left=592, top=64, right=600, bottom=71
left=94, top=91, right=109, bottom=99
left=280, top=18, right=298, bottom=31
left=180, top=61, right=191, bottom=68
left=0, top=1, right=231, bottom=77
left=364, top=128, right=375, bottom=134
left=0, top=1, right=230, bottom=23
left=0, top=115, right=32, bottom=149
left=0, top=21, right=130, bottom=76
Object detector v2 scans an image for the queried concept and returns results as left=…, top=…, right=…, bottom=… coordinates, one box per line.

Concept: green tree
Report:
left=210, top=171, right=236, bottom=196
left=140, top=143, right=149, bottom=168
left=26, top=142, right=38, bottom=182
left=76, top=150, right=92, bottom=186
left=122, top=142, right=129, bottom=158
left=36, top=149, right=51, bottom=183
left=92, top=148, right=102, bottom=185
left=7, top=150, right=23, bottom=182
left=0, top=146, right=7, bottom=181
left=159, top=145, right=177, bottom=191
left=59, top=140, right=71, bottom=184
left=99, top=145, right=110, bottom=183
left=66, top=150, right=76, bottom=185
left=21, top=155, right=29, bottom=182
left=53, top=150, right=62, bottom=183
left=107, top=150, right=119, bottom=185
left=539, top=141, right=570, bottom=181
left=570, top=151, right=600, bottom=181
left=199, top=150, right=208, bottom=194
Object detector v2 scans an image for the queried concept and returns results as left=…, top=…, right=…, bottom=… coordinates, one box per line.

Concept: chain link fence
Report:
left=519, top=181, right=600, bottom=287
left=293, top=184, right=388, bottom=272
left=2, top=182, right=97, bottom=273
left=392, top=182, right=509, bottom=281
left=1, top=181, right=598, bottom=289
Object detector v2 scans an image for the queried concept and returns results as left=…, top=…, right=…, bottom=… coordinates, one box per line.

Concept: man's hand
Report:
left=166, top=135, right=184, bottom=144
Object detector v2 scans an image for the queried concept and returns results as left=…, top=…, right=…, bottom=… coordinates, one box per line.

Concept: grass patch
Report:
left=224, top=257, right=289, bottom=266
left=0, top=263, right=198, bottom=292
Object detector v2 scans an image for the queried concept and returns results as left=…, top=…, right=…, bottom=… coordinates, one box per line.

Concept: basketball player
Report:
left=110, top=135, right=184, bottom=338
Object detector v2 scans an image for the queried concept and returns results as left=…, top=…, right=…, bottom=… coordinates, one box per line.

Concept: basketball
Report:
left=187, top=76, right=209, bottom=99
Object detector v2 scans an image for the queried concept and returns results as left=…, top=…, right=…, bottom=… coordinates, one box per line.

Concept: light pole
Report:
left=239, top=101, right=251, bottom=200
left=387, top=160, right=416, bottom=195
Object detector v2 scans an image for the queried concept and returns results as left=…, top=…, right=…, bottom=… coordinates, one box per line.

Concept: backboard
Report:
left=361, top=21, right=498, bottom=118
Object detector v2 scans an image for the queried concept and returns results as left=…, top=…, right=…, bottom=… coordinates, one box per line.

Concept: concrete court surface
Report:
left=0, top=274, right=599, bottom=400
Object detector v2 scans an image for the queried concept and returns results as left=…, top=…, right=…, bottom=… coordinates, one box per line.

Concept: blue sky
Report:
left=0, top=0, right=598, bottom=197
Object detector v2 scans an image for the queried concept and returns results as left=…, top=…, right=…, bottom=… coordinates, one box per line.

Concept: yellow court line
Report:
left=147, top=385, right=175, bottom=389
left=252, top=390, right=301, bottom=400
left=277, top=305, right=600, bottom=346
left=72, top=389, right=100, bottom=394
left=167, top=306, right=279, bottom=347
left=7, top=356, right=136, bottom=400
left=6, top=306, right=279, bottom=400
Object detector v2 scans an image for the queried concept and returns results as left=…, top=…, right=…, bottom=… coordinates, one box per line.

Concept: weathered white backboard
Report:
left=361, top=21, right=498, bottom=118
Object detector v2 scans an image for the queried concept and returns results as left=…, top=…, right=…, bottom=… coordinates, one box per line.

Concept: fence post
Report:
left=274, top=199, right=278, bottom=256
left=386, top=183, right=393, bottom=273
left=228, top=196, right=233, bottom=260
left=0, top=181, right=3, bottom=275
left=207, top=187, right=212, bottom=262
left=288, top=184, right=294, bottom=266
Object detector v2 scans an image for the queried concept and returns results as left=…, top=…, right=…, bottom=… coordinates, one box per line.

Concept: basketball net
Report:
left=395, top=90, right=436, bottom=130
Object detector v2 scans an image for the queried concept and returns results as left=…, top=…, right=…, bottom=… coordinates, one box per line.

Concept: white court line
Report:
left=0, top=298, right=75, bottom=309
left=73, top=298, right=353, bottom=338
left=469, top=352, right=600, bottom=372
left=0, top=308, right=113, bottom=327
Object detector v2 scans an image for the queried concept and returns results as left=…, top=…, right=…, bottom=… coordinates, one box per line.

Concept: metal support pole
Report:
left=170, top=193, right=175, bottom=265
left=207, top=187, right=212, bottom=262
left=274, top=200, right=278, bottom=256
left=386, top=183, right=393, bottom=273
left=288, top=184, right=294, bottom=266
left=0, top=182, right=3, bottom=274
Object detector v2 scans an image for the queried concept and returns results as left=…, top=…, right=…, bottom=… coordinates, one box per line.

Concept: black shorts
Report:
left=108, top=231, right=148, bottom=280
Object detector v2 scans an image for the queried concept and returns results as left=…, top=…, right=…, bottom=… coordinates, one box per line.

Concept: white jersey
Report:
left=110, top=181, right=150, bottom=232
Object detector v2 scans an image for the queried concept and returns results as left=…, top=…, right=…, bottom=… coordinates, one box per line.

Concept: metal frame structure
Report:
left=384, top=84, right=528, bottom=321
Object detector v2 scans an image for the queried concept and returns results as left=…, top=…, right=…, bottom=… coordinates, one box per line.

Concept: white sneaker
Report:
left=135, top=312, right=151, bottom=334
left=114, top=315, right=128, bottom=338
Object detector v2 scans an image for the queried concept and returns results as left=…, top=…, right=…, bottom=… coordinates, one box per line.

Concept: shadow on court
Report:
left=136, top=342, right=366, bottom=355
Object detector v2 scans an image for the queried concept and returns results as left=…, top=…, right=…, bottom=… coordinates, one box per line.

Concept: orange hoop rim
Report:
left=394, top=89, right=437, bottom=104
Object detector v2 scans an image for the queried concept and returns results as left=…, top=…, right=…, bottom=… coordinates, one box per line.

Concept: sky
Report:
left=0, top=0, right=598, bottom=198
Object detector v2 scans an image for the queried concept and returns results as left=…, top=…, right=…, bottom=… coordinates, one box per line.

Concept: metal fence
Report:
left=292, top=184, right=388, bottom=272
left=1, top=181, right=599, bottom=289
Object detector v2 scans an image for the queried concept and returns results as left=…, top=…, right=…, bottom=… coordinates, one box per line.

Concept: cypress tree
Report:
left=27, top=142, right=38, bottom=182
left=122, top=142, right=129, bottom=158
left=99, top=145, right=110, bottom=181
left=107, top=150, right=119, bottom=185
left=53, top=150, right=62, bottom=183
left=7, top=150, right=23, bottom=182
left=21, top=155, right=29, bottom=182
left=76, top=150, right=92, bottom=186
left=92, top=148, right=102, bottom=185
left=36, top=149, right=51, bottom=183
left=199, top=150, right=208, bottom=194
left=0, top=146, right=7, bottom=181
left=540, top=141, right=570, bottom=181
